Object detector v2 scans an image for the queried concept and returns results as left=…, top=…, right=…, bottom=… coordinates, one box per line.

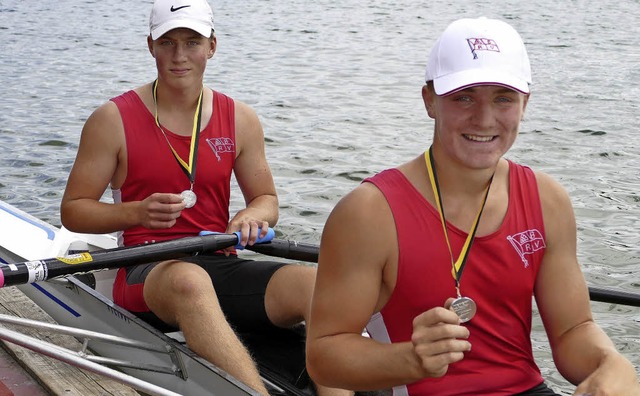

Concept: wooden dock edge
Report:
left=0, top=286, right=140, bottom=396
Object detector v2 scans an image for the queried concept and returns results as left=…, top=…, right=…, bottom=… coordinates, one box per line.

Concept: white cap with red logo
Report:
left=425, top=17, right=532, bottom=95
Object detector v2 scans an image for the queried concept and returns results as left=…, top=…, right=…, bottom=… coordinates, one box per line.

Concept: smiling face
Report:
left=147, top=28, right=216, bottom=89
left=423, top=83, right=529, bottom=171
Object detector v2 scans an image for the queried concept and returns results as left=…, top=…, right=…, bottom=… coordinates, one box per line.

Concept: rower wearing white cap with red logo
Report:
left=307, top=16, right=640, bottom=396
left=425, top=17, right=531, bottom=95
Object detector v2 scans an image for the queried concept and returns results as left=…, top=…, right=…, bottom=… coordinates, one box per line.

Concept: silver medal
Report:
left=450, top=296, right=477, bottom=323
left=180, top=190, right=197, bottom=208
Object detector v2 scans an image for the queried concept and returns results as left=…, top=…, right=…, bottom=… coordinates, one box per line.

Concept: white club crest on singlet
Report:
left=206, top=137, right=234, bottom=161
left=507, top=229, right=546, bottom=268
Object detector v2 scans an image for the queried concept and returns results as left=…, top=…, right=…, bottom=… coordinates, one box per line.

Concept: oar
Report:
left=247, top=240, right=640, bottom=308
left=588, top=286, right=640, bottom=308
left=199, top=231, right=319, bottom=263
left=245, top=239, right=319, bottom=263
left=4, top=231, right=639, bottom=308
left=0, top=229, right=274, bottom=288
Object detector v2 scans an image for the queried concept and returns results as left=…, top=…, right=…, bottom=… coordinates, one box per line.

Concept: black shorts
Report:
left=124, top=253, right=287, bottom=333
left=515, top=382, right=561, bottom=395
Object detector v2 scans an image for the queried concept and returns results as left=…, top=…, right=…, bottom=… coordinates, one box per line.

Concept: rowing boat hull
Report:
left=0, top=200, right=311, bottom=395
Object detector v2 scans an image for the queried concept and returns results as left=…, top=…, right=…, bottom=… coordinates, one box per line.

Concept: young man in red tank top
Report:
left=60, top=1, right=350, bottom=395
left=306, top=17, right=639, bottom=396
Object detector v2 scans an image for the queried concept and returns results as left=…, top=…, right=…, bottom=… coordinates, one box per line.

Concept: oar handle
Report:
left=198, top=228, right=275, bottom=250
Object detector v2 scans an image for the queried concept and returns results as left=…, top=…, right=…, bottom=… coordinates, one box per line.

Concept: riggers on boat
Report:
left=0, top=199, right=315, bottom=396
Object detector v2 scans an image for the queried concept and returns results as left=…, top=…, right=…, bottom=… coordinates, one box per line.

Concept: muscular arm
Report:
left=61, top=101, right=184, bottom=234
left=228, top=100, right=278, bottom=242
left=306, top=183, right=470, bottom=390
left=534, top=172, right=639, bottom=393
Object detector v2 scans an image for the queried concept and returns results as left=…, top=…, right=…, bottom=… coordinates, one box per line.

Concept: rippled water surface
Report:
left=1, top=0, right=639, bottom=393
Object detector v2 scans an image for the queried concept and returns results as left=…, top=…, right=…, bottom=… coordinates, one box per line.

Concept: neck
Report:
left=152, top=79, right=205, bottom=137
left=153, top=78, right=203, bottom=111
left=429, top=146, right=497, bottom=198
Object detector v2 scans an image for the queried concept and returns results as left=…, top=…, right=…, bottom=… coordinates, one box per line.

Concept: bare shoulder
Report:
left=89, top=99, right=119, bottom=119
left=533, top=170, right=573, bottom=212
left=233, top=99, right=261, bottom=133
left=80, top=100, right=125, bottom=147
left=532, top=170, right=576, bottom=249
left=89, top=84, right=149, bottom=128
left=232, top=99, right=263, bottom=153
left=331, top=180, right=390, bottom=221
left=233, top=98, right=257, bottom=115
left=324, top=178, right=395, bottom=259
left=320, top=177, right=398, bottom=311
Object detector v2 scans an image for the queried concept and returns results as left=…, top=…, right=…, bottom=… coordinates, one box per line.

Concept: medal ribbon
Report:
left=152, top=79, right=203, bottom=187
left=425, top=146, right=494, bottom=294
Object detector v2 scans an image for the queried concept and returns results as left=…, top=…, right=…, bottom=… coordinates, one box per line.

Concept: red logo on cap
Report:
left=467, top=38, right=500, bottom=59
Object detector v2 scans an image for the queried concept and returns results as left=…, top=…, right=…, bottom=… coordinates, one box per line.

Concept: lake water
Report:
left=1, top=0, right=639, bottom=393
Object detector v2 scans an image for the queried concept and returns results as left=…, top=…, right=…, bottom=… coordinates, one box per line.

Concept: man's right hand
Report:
left=139, top=193, right=186, bottom=229
left=411, top=304, right=472, bottom=378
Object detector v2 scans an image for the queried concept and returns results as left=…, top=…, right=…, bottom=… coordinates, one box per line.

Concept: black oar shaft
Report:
left=589, top=286, right=640, bottom=307
left=4, top=233, right=640, bottom=308
left=250, top=241, right=640, bottom=308
left=0, top=233, right=239, bottom=288
left=247, top=239, right=319, bottom=263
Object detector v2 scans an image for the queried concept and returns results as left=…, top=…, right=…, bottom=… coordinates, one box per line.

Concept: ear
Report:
left=521, top=93, right=530, bottom=120
left=147, top=35, right=155, bottom=58
left=207, top=36, right=217, bottom=59
left=422, top=85, right=436, bottom=119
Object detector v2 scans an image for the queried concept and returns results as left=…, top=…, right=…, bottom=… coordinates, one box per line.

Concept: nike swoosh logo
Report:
left=170, top=5, right=191, bottom=12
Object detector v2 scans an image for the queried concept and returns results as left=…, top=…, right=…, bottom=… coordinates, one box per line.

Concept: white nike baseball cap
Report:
left=425, top=17, right=532, bottom=96
left=149, top=0, right=215, bottom=40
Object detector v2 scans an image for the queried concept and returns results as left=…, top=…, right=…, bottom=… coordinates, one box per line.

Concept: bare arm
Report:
left=306, top=182, right=471, bottom=390
left=534, top=172, right=639, bottom=394
left=60, top=101, right=185, bottom=234
left=228, top=100, right=278, bottom=245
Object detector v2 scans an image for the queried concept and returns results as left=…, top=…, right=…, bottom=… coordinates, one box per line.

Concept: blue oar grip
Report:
left=199, top=228, right=275, bottom=250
